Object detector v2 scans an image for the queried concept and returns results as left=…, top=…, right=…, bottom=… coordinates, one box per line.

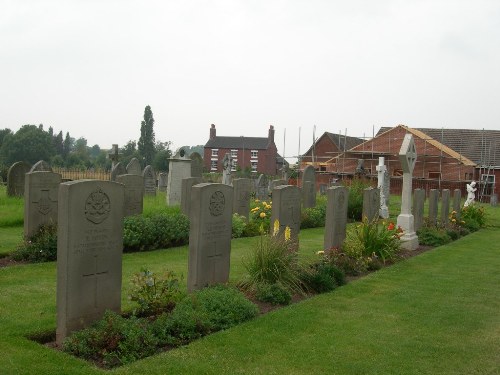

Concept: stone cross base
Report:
left=379, top=206, right=389, bottom=219
left=399, top=232, right=419, bottom=251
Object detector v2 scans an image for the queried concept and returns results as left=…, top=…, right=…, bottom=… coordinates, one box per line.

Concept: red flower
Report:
left=387, top=222, right=395, bottom=231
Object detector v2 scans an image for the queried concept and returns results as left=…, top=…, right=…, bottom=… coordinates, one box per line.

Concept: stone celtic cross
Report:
left=399, top=134, right=417, bottom=174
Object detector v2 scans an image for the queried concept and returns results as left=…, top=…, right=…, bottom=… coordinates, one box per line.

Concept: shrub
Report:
left=344, top=178, right=371, bottom=221
left=62, top=311, right=158, bottom=369
left=12, top=225, right=57, bottom=262
left=129, top=268, right=185, bottom=317
left=301, top=199, right=326, bottom=229
left=417, top=226, right=452, bottom=246
left=254, top=282, right=292, bottom=305
left=232, top=213, right=247, bottom=238
left=249, top=199, right=272, bottom=232
left=322, top=247, right=372, bottom=276
left=239, top=221, right=305, bottom=295
left=461, top=204, right=487, bottom=229
left=343, top=219, right=402, bottom=263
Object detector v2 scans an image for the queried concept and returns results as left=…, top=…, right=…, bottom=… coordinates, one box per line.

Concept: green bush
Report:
left=304, top=262, right=346, bottom=294
left=301, top=203, right=326, bottom=229
left=255, top=282, right=292, bottom=305
left=461, top=204, right=487, bottom=229
left=344, top=178, right=371, bottom=221
left=129, top=268, right=185, bottom=317
left=323, top=247, right=371, bottom=276
left=232, top=214, right=247, bottom=238
left=12, top=225, right=57, bottom=262
left=62, top=311, right=158, bottom=369
left=417, top=226, right=452, bottom=246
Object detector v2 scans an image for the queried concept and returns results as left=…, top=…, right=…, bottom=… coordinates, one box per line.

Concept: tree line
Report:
left=0, top=106, right=172, bottom=179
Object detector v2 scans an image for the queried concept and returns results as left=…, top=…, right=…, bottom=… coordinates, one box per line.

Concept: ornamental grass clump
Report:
left=239, top=220, right=306, bottom=298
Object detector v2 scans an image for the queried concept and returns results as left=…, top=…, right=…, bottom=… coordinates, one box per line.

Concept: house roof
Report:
left=378, top=126, right=500, bottom=166
left=205, top=136, right=270, bottom=150
left=303, top=131, right=364, bottom=156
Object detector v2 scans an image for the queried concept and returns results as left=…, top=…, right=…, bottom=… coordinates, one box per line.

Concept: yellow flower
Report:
left=263, top=201, right=267, bottom=206
left=452, top=210, right=457, bottom=214
left=316, top=250, right=325, bottom=255
left=273, top=219, right=280, bottom=236
left=260, top=212, right=266, bottom=218
left=452, top=218, right=456, bottom=223
left=255, top=199, right=260, bottom=203
left=284, top=226, right=291, bottom=241
left=461, top=220, right=465, bottom=224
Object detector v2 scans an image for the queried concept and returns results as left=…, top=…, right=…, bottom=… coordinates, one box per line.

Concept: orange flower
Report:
left=387, top=222, right=395, bottom=231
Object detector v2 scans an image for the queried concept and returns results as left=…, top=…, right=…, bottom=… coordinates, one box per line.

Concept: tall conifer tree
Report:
left=138, top=105, right=156, bottom=165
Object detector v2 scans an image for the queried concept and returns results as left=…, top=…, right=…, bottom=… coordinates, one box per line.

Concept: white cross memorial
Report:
left=376, top=157, right=389, bottom=219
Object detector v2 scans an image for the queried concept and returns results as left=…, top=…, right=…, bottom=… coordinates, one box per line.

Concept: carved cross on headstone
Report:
left=206, top=241, right=223, bottom=280
left=108, top=144, right=122, bottom=169
left=399, top=134, right=417, bottom=174
left=32, top=189, right=55, bottom=215
left=82, top=256, right=109, bottom=309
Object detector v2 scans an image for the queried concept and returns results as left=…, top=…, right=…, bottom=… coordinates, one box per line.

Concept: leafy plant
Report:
left=303, top=262, right=346, bottom=294
left=254, top=282, right=292, bottom=305
left=12, top=224, right=57, bottom=262
left=301, top=196, right=327, bottom=229
left=232, top=213, right=247, bottom=238
left=461, top=204, right=487, bottom=231
left=249, top=199, right=272, bottom=232
left=129, top=268, right=185, bottom=316
left=417, top=226, right=452, bottom=246
left=344, top=178, right=371, bottom=221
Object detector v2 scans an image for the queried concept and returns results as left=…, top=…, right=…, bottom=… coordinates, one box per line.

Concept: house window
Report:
left=231, top=149, right=238, bottom=158
left=251, top=150, right=258, bottom=158
left=428, top=171, right=441, bottom=179
left=211, top=149, right=218, bottom=157
left=251, top=161, right=258, bottom=171
left=210, top=160, right=217, bottom=170
left=465, top=172, right=473, bottom=180
left=231, top=161, right=237, bottom=172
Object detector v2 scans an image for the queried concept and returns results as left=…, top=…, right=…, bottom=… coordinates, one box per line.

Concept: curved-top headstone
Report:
left=190, top=152, right=204, bottom=178
left=116, top=174, right=144, bottom=217
left=110, top=162, right=127, bottom=181
left=302, top=165, right=316, bottom=208
left=7, top=161, right=32, bottom=197
left=255, top=174, right=269, bottom=200
left=142, top=165, right=156, bottom=196
left=126, top=158, right=142, bottom=176
left=30, top=160, right=53, bottom=172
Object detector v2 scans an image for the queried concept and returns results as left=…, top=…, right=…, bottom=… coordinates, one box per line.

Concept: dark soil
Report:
left=0, top=256, right=27, bottom=268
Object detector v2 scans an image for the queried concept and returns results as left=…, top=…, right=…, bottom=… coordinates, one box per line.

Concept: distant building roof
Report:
left=303, top=131, right=364, bottom=157
left=377, top=126, right=500, bottom=166
left=205, top=136, right=270, bottom=150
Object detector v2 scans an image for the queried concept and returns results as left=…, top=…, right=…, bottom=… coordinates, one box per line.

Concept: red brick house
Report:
left=300, top=132, right=364, bottom=172
left=204, top=124, right=281, bottom=175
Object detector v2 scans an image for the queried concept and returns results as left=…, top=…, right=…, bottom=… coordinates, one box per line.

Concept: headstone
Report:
left=270, top=179, right=287, bottom=191
left=301, top=165, right=316, bottom=208
left=126, top=158, right=142, bottom=176
left=167, top=157, right=191, bottom=205
left=232, top=178, right=252, bottom=219
left=355, top=159, right=366, bottom=176
left=453, top=189, right=462, bottom=219
left=255, top=174, right=269, bottom=200
left=362, top=187, right=380, bottom=223
left=413, top=188, right=425, bottom=231
left=324, top=186, right=348, bottom=250
left=270, top=185, right=301, bottom=244
left=383, top=169, right=390, bottom=207
left=188, top=183, right=233, bottom=291
left=142, top=165, right=156, bottom=196
left=319, top=184, right=328, bottom=195
left=490, top=194, right=498, bottom=207
left=7, top=161, right=32, bottom=197
left=30, top=160, right=52, bottom=172
left=110, top=162, right=127, bottom=182
left=190, top=152, right=204, bottom=178
left=181, top=177, right=203, bottom=215
left=108, top=144, right=122, bottom=169
left=158, top=172, right=168, bottom=192
left=376, top=157, right=389, bottom=219
left=56, top=180, right=124, bottom=345
left=24, top=171, right=62, bottom=238
left=428, top=189, right=439, bottom=225
left=116, top=174, right=144, bottom=217
left=441, top=189, right=450, bottom=225
left=221, top=153, right=232, bottom=185
left=396, top=134, right=419, bottom=250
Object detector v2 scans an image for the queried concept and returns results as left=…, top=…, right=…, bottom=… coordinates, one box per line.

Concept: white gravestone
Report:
left=376, top=157, right=389, bottom=219
left=221, top=153, right=232, bottom=185
left=396, top=134, right=419, bottom=250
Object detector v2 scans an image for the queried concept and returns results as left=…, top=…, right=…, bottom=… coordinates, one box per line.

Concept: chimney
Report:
left=268, top=125, right=275, bottom=144
left=210, top=124, right=216, bottom=140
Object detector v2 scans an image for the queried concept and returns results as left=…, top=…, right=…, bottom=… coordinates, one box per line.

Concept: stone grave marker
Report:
left=158, top=172, right=168, bottom=192
left=255, top=174, right=269, bottom=200
left=188, top=183, right=233, bottom=291
left=190, top=152, right=204, bottom=178
left=221, top=153, right=232, bottom=185
left=383, top=169, right=390, bottom=207
left=126, top=157, right=142, bottom=176
left=181, top=177, right=203, bottom=215
left=56, top=180, right=124, bottom=345
left=270, top=179, right=287, bottom=191
left=453, top=189, right=462, bottom=219
left=396, top=134, right=419, bottom=250
left=7, top=161, right=31, bottom=197
left=490, top=194, right=498, bottom=207
left=232, top=178, right=252, bottom=219
left=30, top=160, right=53, bottom=172
left=270, top=185, right=301, bottom=244
left=116, top=174, right=144, bottom=217
left=376, top=157, right=389, bottom=218
left=428, top=189, right=439, bottom=225
left=167, top=155, right=191, bottom=205
left=413, top=188, right=425, bottom=231
left=441, top=189, right=450, bottom=225
left=362, top=187, right=380, bottom=223
left=108, top=144, right=122, bottom=169
left=142, top=165, right=156, bottom=196
left=324, top=186, right=348, bottom=250
left=110, top=162, right=127, bottom=182
left=319, top=184, right=328, bottom=195
left=24, top=171, right=62, bottom=238
left=301, top=165, right=316, bottom=208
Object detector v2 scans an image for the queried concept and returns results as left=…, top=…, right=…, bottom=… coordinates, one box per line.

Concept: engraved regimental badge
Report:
left=85, top=188, right=111, bottom=224
left=209, top=191, right=225, bottom=216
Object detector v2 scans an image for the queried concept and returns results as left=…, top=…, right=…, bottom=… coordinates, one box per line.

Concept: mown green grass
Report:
left=0, top=206, right=498, bottom=374
left=0, top=185, right=24, bottom=227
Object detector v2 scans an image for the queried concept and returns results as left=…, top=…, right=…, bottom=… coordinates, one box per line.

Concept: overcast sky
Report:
left=1, top=0, right=499, bottom=161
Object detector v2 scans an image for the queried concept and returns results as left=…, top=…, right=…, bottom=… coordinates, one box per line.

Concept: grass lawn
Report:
left=0, top=205, right=498, bottom=374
